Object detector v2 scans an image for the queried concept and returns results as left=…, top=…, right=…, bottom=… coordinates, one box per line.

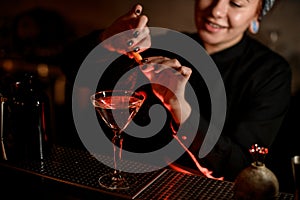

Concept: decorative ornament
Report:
left=234, top=144, right=279, bottom=200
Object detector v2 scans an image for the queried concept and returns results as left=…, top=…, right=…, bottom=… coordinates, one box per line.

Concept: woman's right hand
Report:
left=100, top=4, right=151, bottom=58
left=140, top=56, right=192, bottom=124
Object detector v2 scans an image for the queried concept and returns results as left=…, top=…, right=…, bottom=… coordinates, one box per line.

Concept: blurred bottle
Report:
left=4, top=73, right=52, bottom=161
left=0, top=92, right=8, bottom=160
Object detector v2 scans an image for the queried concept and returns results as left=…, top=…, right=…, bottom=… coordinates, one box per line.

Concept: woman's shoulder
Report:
left=245, top=35, right=289, bottom=67
left=244, top=35, right=291, bottom=87
left=242, top=35, right=290, bottom=81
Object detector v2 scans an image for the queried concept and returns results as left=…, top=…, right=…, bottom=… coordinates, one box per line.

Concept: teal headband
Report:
left=262, top=0, right=275, bottom=17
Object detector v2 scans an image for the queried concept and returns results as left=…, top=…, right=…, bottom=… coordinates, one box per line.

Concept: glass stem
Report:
left=112, top=130, right=123, bottom=175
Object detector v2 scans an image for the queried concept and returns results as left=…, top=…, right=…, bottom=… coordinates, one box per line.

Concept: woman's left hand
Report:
left=100, top=4, right=151, bottom=58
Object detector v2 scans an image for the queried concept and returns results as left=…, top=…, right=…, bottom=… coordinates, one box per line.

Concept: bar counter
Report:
left=0, top=145, right=294, bottom=199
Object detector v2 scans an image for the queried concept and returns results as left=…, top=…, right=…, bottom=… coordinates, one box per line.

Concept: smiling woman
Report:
left=194, top=0, right=266, bottom=54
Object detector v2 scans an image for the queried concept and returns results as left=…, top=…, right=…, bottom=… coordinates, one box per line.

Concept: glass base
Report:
left=99, top=172, right=137, bottom=190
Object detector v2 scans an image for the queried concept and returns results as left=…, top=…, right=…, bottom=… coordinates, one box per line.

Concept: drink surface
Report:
left=93, top=96, right=143, bottom=131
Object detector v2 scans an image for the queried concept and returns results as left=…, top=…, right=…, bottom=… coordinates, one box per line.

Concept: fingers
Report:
left=139, top=56, right=167, bottom=72
left=136, top=15, right=148, bottom=28
left=127, top=25, right=150, bottom=50
left=140, top=57, right=192, bottom=78
left=102, top=4, right=150, bottom=57
left=180, top=66, right=192, bottom=77
left=101, top=4, right=144, bottom=42
left=125, top=4, right=150, bottom=56
left=128, top=4, right=147, bottom=28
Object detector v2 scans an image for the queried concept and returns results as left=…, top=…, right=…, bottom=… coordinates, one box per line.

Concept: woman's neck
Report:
left=203, top=34, right=244, bottom=55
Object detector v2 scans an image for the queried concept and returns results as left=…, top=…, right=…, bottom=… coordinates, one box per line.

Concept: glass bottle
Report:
left=8, top=73, right=52, bottom=161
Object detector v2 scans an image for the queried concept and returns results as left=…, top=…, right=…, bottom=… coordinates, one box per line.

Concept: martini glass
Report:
left=90, top=90, right=145, bottom=190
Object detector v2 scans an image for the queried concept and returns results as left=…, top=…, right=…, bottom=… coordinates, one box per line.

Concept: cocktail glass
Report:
left=90, top=90, right=145, bottom=190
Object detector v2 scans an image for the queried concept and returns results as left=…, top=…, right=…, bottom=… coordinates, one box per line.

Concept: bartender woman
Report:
left=61, top=0, right=291, bottom=181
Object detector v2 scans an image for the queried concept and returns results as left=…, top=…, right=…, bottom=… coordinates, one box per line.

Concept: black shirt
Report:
left=187, top=33, right=291, bottom=180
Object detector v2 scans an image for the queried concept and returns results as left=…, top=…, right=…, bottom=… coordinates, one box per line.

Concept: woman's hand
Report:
left=100, top=4, right=151, bottom=58
left=140, top=56, right=192, bottom=124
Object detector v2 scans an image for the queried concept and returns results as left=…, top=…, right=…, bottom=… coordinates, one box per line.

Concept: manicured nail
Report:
left=141, top=58, right=148, bottom=63
left=135, top=9, right=141, bottom=15
left=133, top=31, right=140, bottom=38
left=141, top=64, right=147, bottom=70
left=133, top=46, right=140, bottom=52
left=127, top=40, right=133, bottom=47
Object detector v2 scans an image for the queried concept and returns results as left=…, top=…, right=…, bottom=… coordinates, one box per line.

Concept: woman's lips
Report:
left=204, top=20, right=227, bottom=33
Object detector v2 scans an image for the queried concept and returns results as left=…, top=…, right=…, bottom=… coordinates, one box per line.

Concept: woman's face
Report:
left=195, top=0, right=261, bottom=54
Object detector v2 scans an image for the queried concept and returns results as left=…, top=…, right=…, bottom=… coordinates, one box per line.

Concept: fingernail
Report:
left=133, top=46, right=140, bottom=52
left=141, top=58, right=148, bottom=63
left=127, top=40, right=133, bottom=47
left=141, top=64, right=147, bottom=70
left=133, top=31, right=140, bottom=38
left=135, top=9, right=141, bottom=15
